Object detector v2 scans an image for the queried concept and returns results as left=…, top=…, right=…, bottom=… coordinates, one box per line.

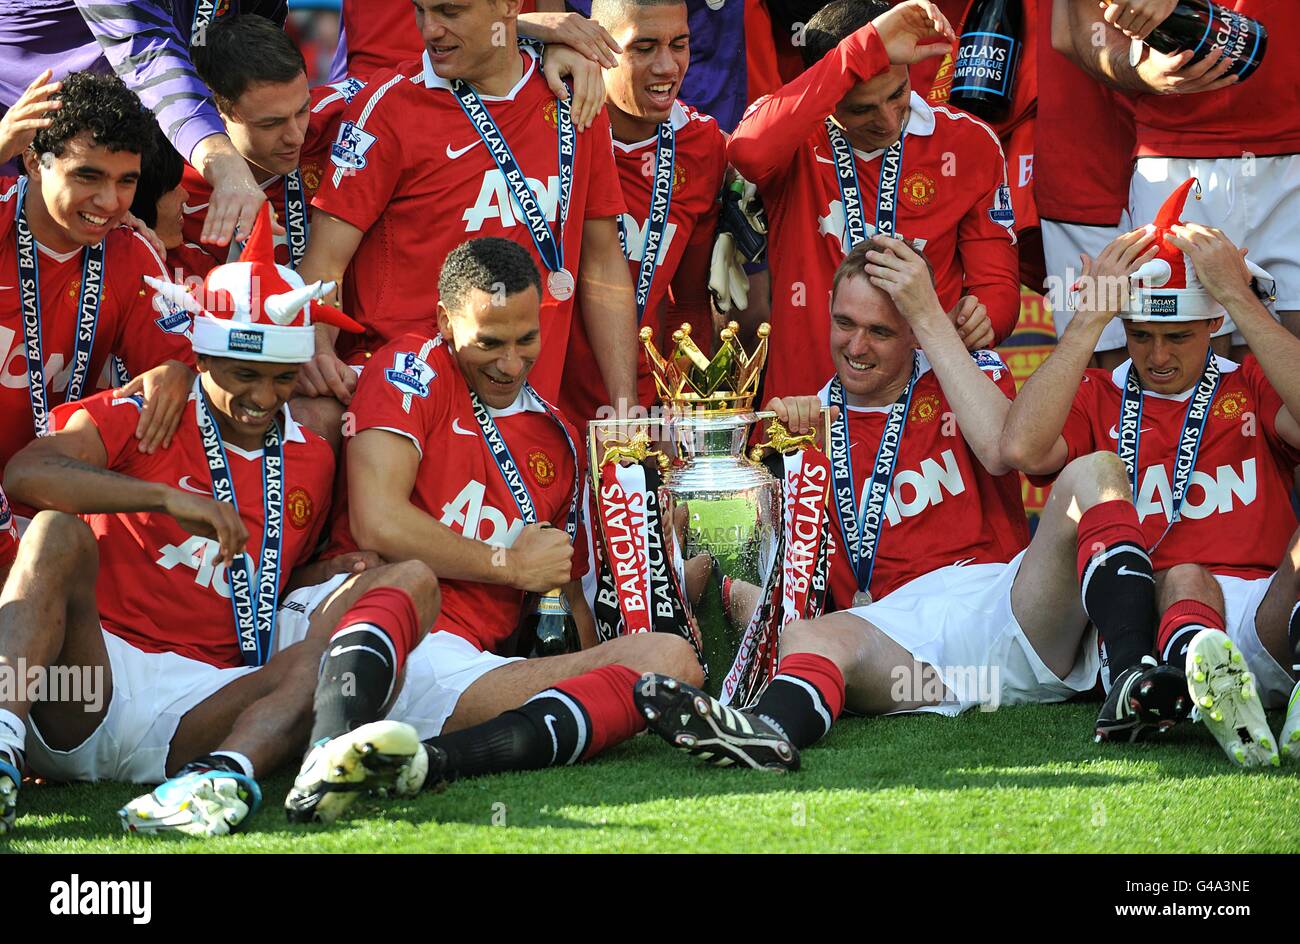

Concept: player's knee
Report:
left=1057, top=451, right=1131, bottom=508
left=20, top=511, right=97, bottom=578
left=1157, top=563, right=1222, bottom=612
left=382, top=559, right=440, bottom=629
left=629, top=633, right=703, bottom=687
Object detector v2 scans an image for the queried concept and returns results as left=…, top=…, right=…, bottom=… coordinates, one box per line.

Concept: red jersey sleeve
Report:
left=67, top=390, right=148, bottom=471
left=311, top=69, right=408, bottom=233
left=728, top=24, right=891, bottom=190
left=349, top=339, right=448, bottom=454
left=0, top=484, right=17, bottom=572
left=1026, top=372, right=1103, bottom=488
left=1242, top=355, right=1300, bottom=465
left=584, top=112, right=628, bottom=221
left=955, top=137, right=1020, bottom=346
left=114, top=233, right=197, bottom=374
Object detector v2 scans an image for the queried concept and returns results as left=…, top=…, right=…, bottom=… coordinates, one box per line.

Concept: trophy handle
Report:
left=747, top=407, right=831, bottom=461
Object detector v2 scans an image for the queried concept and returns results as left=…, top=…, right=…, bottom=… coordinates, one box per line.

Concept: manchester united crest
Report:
left=673, top=163, right=688, bottom=189
left=909, top=392, right=941, bottom=424
left=527, top=448, right=556, bottom=487
left=1212, top=390, right=1249, bottom=421
left=286, top=486, right=314, bottom=530
left=902, top=171, right=937, bottom=209
left=542, top=99, right=558, bottom=129
left=68, top=278, right=80, bottom=299
left=300, top=162, right=322, bottom=194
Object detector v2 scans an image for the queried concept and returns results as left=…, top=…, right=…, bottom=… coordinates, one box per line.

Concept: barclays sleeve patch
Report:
left=330, top=77, right=366, bottom=103
left=385, top=351, right=436, bottom=398
left=988, top=184, right=1015, bottom=233
left=330, top=120, right=378, bottom=171
left=152, top=296, right=193, bottom=335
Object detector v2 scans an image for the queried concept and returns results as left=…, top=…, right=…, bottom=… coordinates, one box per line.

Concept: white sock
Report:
left=210, top=750, right=254, bottom=779
left=0, top=709, right=26, bottom=764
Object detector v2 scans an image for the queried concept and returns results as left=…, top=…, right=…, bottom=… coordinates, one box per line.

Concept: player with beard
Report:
left=630, top=235, right=1189, bottom=772
left=0, top=205, right=442, bottom=836
left=559, top=0, right=727, bottom=424
left=729, top=0, right=1020, bottom=405
left=299, top=0, right=639, bottom=414
left=275, top=238, right=701, bottom=824
left=0, top=72, right=196, bottom=485
left=1001, top=183, right=1300, bottom=767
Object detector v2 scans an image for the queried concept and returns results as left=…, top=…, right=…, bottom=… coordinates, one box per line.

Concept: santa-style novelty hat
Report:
left=145, top=203, right=363, bottom=362
left=1122, top=177, right=1275, bottom=322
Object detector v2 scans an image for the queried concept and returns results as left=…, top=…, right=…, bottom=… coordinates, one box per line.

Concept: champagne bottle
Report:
left=949, top=0, right=1023, bottom=123
left=520, top=588, right=579, bottom=658
left=1140, top=0, right=1267, bottom=82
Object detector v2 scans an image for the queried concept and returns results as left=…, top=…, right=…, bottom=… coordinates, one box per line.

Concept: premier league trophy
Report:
left=588, top=322, right=833, bottom=707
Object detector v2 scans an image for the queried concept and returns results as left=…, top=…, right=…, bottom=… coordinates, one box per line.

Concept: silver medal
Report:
left=547, top=267, right=575, bottom=301
left=852, top=590, right=872, bottom=608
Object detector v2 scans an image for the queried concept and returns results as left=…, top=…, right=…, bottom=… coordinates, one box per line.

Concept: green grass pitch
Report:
left=9, top=704, right=1300, bottom=853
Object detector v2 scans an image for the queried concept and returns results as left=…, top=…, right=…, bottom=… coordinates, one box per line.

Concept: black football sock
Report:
left=752, top=653, right=846, bottom=749
left=1289, top=601, right=1300, bottom=672
left=1077, top=500, right=1157, bottom=681
left=309, top=623, right=399, bottom=745
left=178, top=751, right=253, bottom=778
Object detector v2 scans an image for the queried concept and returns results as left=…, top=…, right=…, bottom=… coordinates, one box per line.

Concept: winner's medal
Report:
left=852, top=590, right=872, bottom=607
left=547, top=267, right=575, bottom=301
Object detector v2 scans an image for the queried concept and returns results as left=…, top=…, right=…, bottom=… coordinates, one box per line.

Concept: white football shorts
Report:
left=1041, top=218, right=1130, bottom=353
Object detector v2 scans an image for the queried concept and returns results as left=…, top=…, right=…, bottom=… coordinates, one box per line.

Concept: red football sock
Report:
left=554, top=664, right=644, bottom=761
left=333, top=586, right=420, bottom=675
left=1157, top=599, right=1224, bottom=670
left=1075, top=500, right=1157, bottom=678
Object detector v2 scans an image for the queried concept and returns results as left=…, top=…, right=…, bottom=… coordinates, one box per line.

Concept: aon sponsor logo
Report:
left=882, top=448, right=967, bottom=525
left=0, top=324, right=70, bottom=390
left=463, top=171, right=560, bottom=231
left=441, top=479, right=524, bottom=546
left=156, top=536, right=232, bottom=597
left=619, top=212, right=678, bottom=262
left=1135, top=459, right=1256, bottom=523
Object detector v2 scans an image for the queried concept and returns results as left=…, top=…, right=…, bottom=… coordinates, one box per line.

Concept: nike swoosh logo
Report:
left=0, top=285, right=14, bottom=291
left=177, top=475, right=209, bottom=495
left=1107, top=425, right=1155, bottom=439
left=813, top=148, right=836, bottom=166
left=329, top=644, right=391, bottom=667
left=446, top=140, right=482, bottom=160
left=543, top=714, right=560, bottom=764
left=451, top=417, right=477, bottom=437
left=1116, top=565, right=1154, bottom=582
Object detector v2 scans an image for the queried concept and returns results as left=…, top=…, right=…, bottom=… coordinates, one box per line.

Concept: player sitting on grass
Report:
left=276, top=237, right=702, bottom=825
left=632, top=234, right=1200, bottom=771
left=999, top=183, right=1300, bottom=767
left=0, top=205, right=437, bottom=836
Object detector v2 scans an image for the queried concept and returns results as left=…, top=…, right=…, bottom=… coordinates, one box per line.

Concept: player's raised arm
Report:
left=4, top=408, right=248, bottom=566
left=295, top=211, right=365, bottom=402
left=863, top=236, right=1012, bottom=475
left=1001, top=228, right=1158, bottom=475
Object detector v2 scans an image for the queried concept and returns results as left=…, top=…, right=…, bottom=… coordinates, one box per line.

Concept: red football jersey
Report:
left=1036, top=6, right=1135, bottom=226
left=0, top=179, right=195, bottom=477
left=820, top=350, right=1029, bottom=606
left=312, top=49, right=627, bottom=403
left=179, top=80, right=358, bottom=271
left=730, top=25, right=1020, bottom=404
left=328, top=333, right=586, bottom=654
left=1033, top=356, right=1300, bottom=578
left=0, top=483, right=16, bottom=572
left=56, top=386, right=335, bottom=668
left=559, top=101, right=727, bottom=426
left=1135, top=2, right=1300, bottom=158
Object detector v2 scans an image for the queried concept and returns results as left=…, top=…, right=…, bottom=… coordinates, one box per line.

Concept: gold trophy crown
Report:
left=641, top=321, right=769, bottom=414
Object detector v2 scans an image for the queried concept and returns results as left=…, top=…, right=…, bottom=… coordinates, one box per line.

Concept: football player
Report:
left=558, top=0, right=727, bottom=425
left=1001, top=182, right=1300, bottom=766
left=0, top=71, right=195, bottom=483
left=0, top=205, right=436, bottom=836
left=632, top=235, right=1162, bottom=771
left=298, top=0, right=639, bottom=414
left=729, top=0, right=1020, bottom=405
left=277, top=237, right=702, bottom=824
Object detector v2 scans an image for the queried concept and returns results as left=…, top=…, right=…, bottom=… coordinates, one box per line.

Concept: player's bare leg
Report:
left=1263, top=528, right=1300, bottom=756
left=0, top=512, right=110, bottom=833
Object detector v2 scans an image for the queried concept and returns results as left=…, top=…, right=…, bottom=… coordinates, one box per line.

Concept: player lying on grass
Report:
left=999, top=182, right=1300, bottom=767
left=268, top=238, right=701, bottom=825
left=0, top=205, right=439, bottom=836
left=633, top=234, right=1167, bottom=771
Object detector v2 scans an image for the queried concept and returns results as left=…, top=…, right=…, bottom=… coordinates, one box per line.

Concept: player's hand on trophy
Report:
left=0, top=69, right=61, bottom=164
left=872, top=1, right=956, bottom=65
left=541, top=43, right=607, bottom=131
left=120, top=360, right=193, bottom=454
left=1166, top=223, right=1254, bottom=307
left=1099, top=0, right=1178, bottom=41
left=764, top=396, right=834, bottom=436
left=950, top=295, right=995, bottom=351
left=161, top=489, right=249, bottom=568
left=507, top=523, right=575, bottom=593
left=1134, top=44, right=1238, bottom=95
left=1073, top=226, right=1159, bottom=322
left=521, top=11, right=622, bottom=68
left=863, top=235, right=944, bottom=323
